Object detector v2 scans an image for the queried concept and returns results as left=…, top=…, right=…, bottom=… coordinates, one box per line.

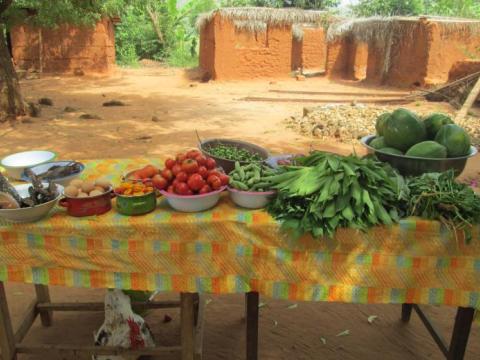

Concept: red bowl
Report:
left=59, top=188, right=114, bottom=217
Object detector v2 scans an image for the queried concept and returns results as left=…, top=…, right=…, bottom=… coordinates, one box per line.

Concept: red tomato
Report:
left=195, top=155, right=207, bottom=166
left=206, top=158, right=216, bottom=169
left=143, top=165, right=159, bottom=178
left=197, top=166, right=208, bottom=179
left=165, top=158, right=176, bottom=169
left=187, top=174, right=205, bottom=191
left=187, top=150, right=202, bottom=159
left=175, top=182, right=189, bottom=195
left=176, top=153, right=187, bottom=163
left=161, top=168, right=173, bottom=181
left=207, top=175, right=222, bottom=190
left=219, top=174, right=230, bottom=186
left=207, top=170, right=222, bottom=179
left=199, top=184, right=212, bottom=194
left=167, top=185, right=175, bottom=194
left=152, top=174, right=168, bottom=190
left=171, top=164, right=182, bottom=176
left=185, top=189, right=194, bottom=196
left=176, top=171, right=188, bottom=183
left=172, top=178, right=180, bottom=187
left=131, top=172, right=142, bottom=181
left=181, top=159, right=199, bottom=174
left=114, top=187, right=124, bottom=194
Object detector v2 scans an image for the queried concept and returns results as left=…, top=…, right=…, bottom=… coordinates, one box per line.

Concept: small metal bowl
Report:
left=199, top=139, right=269, bottom=174
left=360, top=135, right=478, bottom=177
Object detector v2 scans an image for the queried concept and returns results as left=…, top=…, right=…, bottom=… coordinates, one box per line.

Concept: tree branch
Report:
left=0, top=0, right=12, bottom=16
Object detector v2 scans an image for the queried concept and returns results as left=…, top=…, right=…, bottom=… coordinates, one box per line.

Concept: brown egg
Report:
left=70, top=179, right=83, bottom=188
left=95, top=178, right=111, bottom=190
left=77, top=192, right=88, bottom=198
left=89, top=190, right=103, bottom=197
left=81, top=180, right=95, bottom=194
left=94, top=186, right=105, bottom=193
left=64, top=185, right=79, bottom=198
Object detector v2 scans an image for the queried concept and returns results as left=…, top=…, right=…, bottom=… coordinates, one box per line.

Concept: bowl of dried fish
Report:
left=1, top=150, right=56, bottom=180
left=0, top=172, right=62, bottom=223
left=21, top=161, right=84, bottom=186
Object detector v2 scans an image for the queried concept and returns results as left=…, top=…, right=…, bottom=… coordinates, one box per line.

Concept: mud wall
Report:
left=10, top=19, right=115, bottom=74
left=301, top=27, right=326, bottom=71
left=448, top=59, right=480, bottom=81
left=425, top=22, right=480, bottom=85
left=200, top=14, right=300, bottom=79
left=291, top=39, right=302, bottom=71
left=326, top=38, right=352, bottom=79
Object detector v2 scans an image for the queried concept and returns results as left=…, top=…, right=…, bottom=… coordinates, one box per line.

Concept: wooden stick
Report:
left=0, top=282, right=16, bottom=360
left=455, top=75, right=480, bottom=123
left=34, top=285, right=52, bottom=327
left=240, top=97, right=411, bottom=104
left=246, top=292, right=259, bottom=360
left=268, top=89, right=409, bottom=97
left=194, top=294, right=206, bottom=360
left=14, top=300, right=37, bottom=343
left=36, top=300, right=180, bottom=312
left=181, top=293, right=195, bottom=360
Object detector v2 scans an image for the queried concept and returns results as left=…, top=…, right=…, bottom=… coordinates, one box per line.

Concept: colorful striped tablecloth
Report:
left=0, top=159, right=479, bottom=312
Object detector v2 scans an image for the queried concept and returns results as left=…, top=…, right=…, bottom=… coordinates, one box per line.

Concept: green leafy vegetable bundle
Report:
left=406, top=170, right=480, bottom=242
left=265, top=152, right=406, bottom=238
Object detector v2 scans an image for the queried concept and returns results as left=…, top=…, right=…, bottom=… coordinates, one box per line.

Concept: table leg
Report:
left=181, top=293, right=195, bottom=360
left=35, top=285, right=52, bottom=327
left=0, top=282, right=16, bottom=360
left=245, top=292, right=259, bottom=360
left=448, top=307, right=475, bottom=360
left=401, top=303, right=413, bottom=322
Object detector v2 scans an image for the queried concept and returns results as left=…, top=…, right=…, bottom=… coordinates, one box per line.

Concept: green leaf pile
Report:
left=265, top=152, right=406, bottom=238
left=406, top=170, right=480, bottom=242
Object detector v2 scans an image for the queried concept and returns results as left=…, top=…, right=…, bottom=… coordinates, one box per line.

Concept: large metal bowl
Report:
left=361, top=135, right=478, bottom=177
left=198, top=138, right=269, bottom=174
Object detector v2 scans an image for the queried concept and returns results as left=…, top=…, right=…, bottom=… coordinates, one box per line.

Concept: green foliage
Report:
left=351, top=0, right=480, bottom=18
left=352, top=0, right=425, bottom=16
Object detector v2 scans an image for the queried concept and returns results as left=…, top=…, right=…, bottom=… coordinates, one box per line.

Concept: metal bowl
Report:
left=361, top=135, right=478, bottom=177
left=1, top=150, right=56, bottom=180
left=0, top=183, right=63, bottom=223
left=198, top=139, right=269, bottom=174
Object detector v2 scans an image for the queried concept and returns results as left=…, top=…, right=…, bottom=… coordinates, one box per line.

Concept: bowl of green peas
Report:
left=199, top=138, right=269, bottom=173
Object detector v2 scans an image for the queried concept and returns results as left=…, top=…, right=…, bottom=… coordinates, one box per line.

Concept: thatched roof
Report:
left=196, top=7, right=332, bottom=32
left=327, top=16, right=480, bottom=81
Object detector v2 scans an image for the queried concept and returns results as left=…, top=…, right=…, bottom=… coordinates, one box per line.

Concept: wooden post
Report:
left=448, top=307, right=475, bottom=360
left=0, top=282, right=16, bottom=359
left=38, top=28, right=43, bottom=74
left=35, top=285, right=52, bottom=327
left=245, top=292, right=259, bottom=360
left=455, top=75, right=480, bottom=123
left=181, top=293, right=195, bottom=360
left=401, top=303, right=413, bottom=322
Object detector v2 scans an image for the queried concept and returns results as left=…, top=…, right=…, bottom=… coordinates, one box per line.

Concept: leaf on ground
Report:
left=273, top=320, right=278, bottom=326
left=367, top=315, right=378, bottom=324
left=205, top=299, right=212, bottom=305
left=336, top=330, right=350, bottom=337
left=287, top=303, right=298, bottom=309
left=320, top=337, right=327, bottom=345
left=258, top=302, right=267, bottom=308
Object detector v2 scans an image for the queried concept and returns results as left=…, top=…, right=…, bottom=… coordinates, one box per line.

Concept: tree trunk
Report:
left=146, top=6, right=164, bottom=45
left=0, top=23, right=25, bottom=121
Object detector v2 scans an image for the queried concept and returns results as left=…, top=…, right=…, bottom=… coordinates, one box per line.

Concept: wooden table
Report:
left=0, top=284, right=205, bottom=359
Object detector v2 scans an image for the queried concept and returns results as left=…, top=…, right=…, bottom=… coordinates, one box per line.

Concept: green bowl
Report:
left=115, top=191, right=157, bottom=216
left=361, top=135, right=478, bottom=177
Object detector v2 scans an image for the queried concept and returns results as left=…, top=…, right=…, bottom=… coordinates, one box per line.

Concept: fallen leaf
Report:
left=205, top=299, right=212, bottom=305
left=320, top=337, right=327, bottom=345
left=336, top=330, right=350, bottom=337
left=287, top=303, right=298, bottom=309
left=258, top=302, right=267, bottom=308
left=273, top=320, right=278, bottom=326
left=367, top=315, right=378, bottom=324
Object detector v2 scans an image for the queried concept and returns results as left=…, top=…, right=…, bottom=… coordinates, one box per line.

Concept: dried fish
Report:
left=36, top=162, right=81, bottom=180
left=0, top=172, right=23, bottom=205
left=25, top=169, right=58, bottom=205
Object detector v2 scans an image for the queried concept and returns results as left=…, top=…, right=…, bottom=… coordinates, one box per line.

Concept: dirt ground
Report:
left=1, top=67, right=479, bottom=359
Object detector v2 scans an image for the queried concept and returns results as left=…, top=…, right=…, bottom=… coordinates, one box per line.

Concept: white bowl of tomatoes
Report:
left=154, top=149, right=229, bottom=211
